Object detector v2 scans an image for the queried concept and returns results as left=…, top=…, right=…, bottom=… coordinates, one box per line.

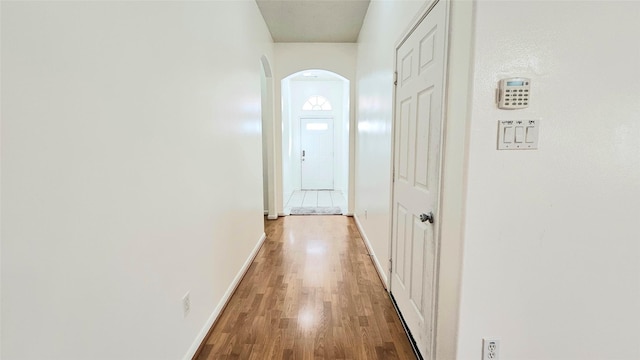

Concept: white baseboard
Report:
left=267, top=214, right=278, bottom=220
left=353, top=214, right=388, bottom=288
left=183, top=232, right=267, bottom=360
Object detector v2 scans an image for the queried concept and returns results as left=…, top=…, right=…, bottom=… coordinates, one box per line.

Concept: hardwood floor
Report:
left=195, top=216, right=416, bottom=360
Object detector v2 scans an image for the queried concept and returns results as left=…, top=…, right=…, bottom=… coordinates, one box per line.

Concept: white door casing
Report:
left=300, top=117, right=334, bottom=190
left=390, top=1, right=447, bottom=359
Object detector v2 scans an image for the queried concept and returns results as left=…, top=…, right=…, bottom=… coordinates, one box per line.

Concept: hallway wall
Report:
left=458, top=1, right=640, bottom=359
left=1, top=2, right=273, bottom=359
left=354, top=0, right=424, bottom=285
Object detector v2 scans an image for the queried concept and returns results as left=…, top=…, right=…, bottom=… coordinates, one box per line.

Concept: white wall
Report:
left=1, top=2, right=273, bottom=359
left=354, top=0, right=425, bottom=285
left=274, top=43, right=357, bottom=214
left=457, top=1, right=640, bottom=359
left=281, top=79, right=294, bottom=200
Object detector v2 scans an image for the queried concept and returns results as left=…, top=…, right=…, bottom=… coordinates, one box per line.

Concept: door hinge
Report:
left=389, top=258, right=393, bottom=273
left=393, top=71, right=398, bottom=86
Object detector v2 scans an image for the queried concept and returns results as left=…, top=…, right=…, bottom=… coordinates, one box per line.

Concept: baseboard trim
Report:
left=184, top=232, right=267, bottom=360
left=267, top=214, right=278, bottom=220
left=353, top=214, right=388, bottom=289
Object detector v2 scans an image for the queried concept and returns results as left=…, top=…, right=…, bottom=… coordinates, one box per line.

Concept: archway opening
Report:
left=281, top=69, right=350, bottom=215
left=260, top=55, right=277, bottom=220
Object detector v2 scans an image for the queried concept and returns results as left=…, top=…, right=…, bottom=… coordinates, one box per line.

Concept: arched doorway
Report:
left=260, top=55, right=278, bottom=220
left=280, top=70, right=350, bottom=215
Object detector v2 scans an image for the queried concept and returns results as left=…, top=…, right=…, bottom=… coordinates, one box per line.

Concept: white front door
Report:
left=390, top=1, right=447, bottom=359
left=300, top=117, right=334, bottom=190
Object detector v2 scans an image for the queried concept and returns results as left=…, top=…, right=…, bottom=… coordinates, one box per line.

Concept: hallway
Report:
left=195, top=216, right=416, bottom=359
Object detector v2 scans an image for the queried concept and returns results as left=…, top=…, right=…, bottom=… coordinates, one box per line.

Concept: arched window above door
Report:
left=302, top=95, right=332, bottom=111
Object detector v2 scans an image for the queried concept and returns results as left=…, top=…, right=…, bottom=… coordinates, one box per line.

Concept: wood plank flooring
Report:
left=195, top=216, right=416, bottom=360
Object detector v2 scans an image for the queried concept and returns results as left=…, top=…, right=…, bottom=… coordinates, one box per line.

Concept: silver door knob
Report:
left=419, top=212, right=434, bottom=224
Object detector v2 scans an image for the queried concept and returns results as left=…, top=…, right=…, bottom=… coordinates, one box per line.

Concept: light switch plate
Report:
left=498, top=119, right=539, bottom=150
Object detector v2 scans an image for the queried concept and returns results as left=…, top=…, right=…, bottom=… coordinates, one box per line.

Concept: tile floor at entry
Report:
left=283, top=190, right=347, bottom=215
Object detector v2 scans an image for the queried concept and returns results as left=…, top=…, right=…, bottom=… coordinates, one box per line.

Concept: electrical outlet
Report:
left=182, top=292, right=191, bottom=318
left=482, top=338, right=500, bottom=360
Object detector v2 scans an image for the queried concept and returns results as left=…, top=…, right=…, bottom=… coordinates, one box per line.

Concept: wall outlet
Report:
left=482, top=338, right=500, bottom=360
left=182, top=291, right=191, bottom=318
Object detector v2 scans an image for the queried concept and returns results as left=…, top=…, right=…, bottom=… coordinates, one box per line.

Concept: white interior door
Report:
left=300, top=118, right=334, bottom=190
left=390, top=1, right=447, bottom=359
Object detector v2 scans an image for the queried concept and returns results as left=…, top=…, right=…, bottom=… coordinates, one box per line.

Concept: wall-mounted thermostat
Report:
left=496, top=78, right=530, bottom=109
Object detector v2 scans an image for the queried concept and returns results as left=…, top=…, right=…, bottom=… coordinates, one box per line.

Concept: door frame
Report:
left=299, top=116, right=335, bottom=190
left=387, top=0, right=451, bottom=359
left=260, top=55, right=278, bottom=220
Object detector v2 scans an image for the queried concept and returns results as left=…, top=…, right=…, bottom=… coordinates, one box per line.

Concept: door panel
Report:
left=395, top=204, right=409, bottom=285
left=390, top=1, right=447, bottom=359
left=410, top=218, right=427, bottom=313
left=415, top=88, right=433, bottom=190
left=300, top=118, right=334, bottom=190
left=398, top=98, right=412, bottom=181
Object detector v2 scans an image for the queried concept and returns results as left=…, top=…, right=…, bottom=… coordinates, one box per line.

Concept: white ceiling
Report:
left=255, top=0, right=371, bottom=43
